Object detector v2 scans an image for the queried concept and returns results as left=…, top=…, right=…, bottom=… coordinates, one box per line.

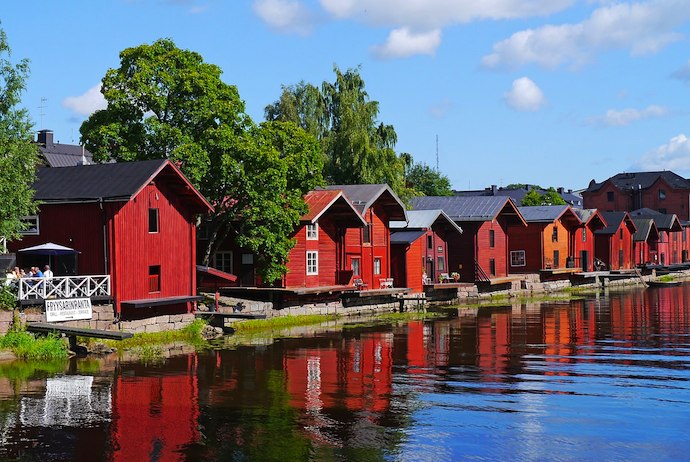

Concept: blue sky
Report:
left=4, top=0, right=690, bottom=191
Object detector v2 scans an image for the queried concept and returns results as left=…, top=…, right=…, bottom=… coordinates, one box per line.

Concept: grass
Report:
left=99, top=318, right=208, bottom=351
left=658, top=274, right=675, bottom=282
left=0, top=330, right=69, bottom=361
left=230, top=314, right=337, bottom=334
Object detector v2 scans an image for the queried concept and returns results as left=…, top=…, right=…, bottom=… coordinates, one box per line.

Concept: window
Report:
left=306, top=223, right=318, bottom=240
left=489, top=259, right=496, bottom=276
left=618, top=249, right=624, bottom=268
left=148, top=265, right=161, bottom=293
left=437, top=256, right=445, bottom=271
left=20, top=216, right=39, bottom=235
left=363, top=224, right=372, bottom=244
left=374, top=257, right=382, bottom=275
left=553, top=250, right=560, bottom=268
left=213, top=251, right=233, bottom=274
left=489, top=230, right=495, bottom=248
left=511, top=250, right=526, bottom=267
left=437, top=246, right=443, bottom=253
left=307, top=251, right=318, bottom=275
left=427, top=235, right=433, bottom=249
left=552, top=226, right=558, bottom=242
left=148, top=208, right=159, bottom=233
left=582, top=228, right=587, bottom=242
left=659, top=189, right=666, bottom=200
left=607, top=191, right=614, bottom=202
left=351, top=258, right=361, bottom=276
left=619, top=229, right=623, bottom=239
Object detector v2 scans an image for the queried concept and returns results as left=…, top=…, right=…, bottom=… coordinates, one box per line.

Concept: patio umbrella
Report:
left=18, top=242, right=80, bottom=272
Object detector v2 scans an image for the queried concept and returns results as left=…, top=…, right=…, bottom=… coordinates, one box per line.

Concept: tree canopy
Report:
left=0, top=27, right=39, bottom=241
left=403, top=160, right=453, bottom=197
left=520, top=187, right=567, bottom=206
left=80, top=39, right=323, bottom=281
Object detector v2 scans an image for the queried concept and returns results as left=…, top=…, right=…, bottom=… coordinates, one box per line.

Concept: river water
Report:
left=1, top=285, right=690, bottom=461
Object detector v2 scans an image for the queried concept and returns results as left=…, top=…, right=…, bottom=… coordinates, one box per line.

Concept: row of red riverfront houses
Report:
left=8, top=131, right=690, bottom=320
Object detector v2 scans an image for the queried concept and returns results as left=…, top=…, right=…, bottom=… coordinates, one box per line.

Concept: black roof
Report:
left=454, top=185, right=583, bottom=208
left=629, top=208, right=682, bottom=231
left=517, top=205, right=578, bottom=223
left=35, top=159, right=170, bottom=202
left=390, top=230, right=426, bottom=245
left=586, top=171, right=690, bottom=192
left=595, top=211, right=636, bottom=235
left=36, top=129, right=94, bottom=168
left=410, top=195, right=525, bottom=225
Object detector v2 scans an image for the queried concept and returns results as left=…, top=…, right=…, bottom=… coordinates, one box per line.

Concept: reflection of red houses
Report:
left=325, top=185, right=407, bottom=289
left=112, top=358, right=200, bottom=461
left=390, top=210, right=463, bottom=292
left=410, top=196, right=526, bottom=282
left=595, top=211, right=636, bottom=270
left=510, top=205, right=581, bottom=272
left=572, top=209, right=607, bottom=272
left=8, top=159, right=212, bottom=315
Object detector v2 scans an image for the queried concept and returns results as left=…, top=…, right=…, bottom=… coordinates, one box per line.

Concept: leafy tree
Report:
left=80, top=39, right=323, bottom=282
left=404, top=162, right=452, bottom=197
left=0, top=27, right=39, bottom=241
left=520, top=187, right=566, bottom=206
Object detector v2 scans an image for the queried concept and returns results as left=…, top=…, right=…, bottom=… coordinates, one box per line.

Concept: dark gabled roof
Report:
left=410, top=195, right=526, bottom=225
left=573, top=208, right=607, bottom=229
left=595, top=211, right=637, bottom=235
left=454, top=186, right=584, bottom=208
left=629, top=208, right=682, bottom=231
left=34, top=159, right=212, bottom=213
left=390, top=230, right=427, bottom=245
left=324, top=184, right=407, bottom=221
left=390, top=209, right=463, bottom=235
left=301, top=190, right=366, bottom=227
left=631, top=218, right=659, bottom=242
left=517, top=205, right=580, bottom=226
left=586, top=171, right=690, bottom=192
left=35, top=129, right=94, bottom=168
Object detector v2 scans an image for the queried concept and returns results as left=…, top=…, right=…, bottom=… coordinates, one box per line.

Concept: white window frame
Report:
left=20, top=216, right=40, bottom=236
left=306, top=223, right=318, bottom=240
left=213, top=251, right=234, bottom=274
left=510, top=250, right=526, bottom=267
left=373, top=257, right=382, bottom=275
left=351, top=258, right=361, bottom=276
left=307, top=251, right=318, bottom=275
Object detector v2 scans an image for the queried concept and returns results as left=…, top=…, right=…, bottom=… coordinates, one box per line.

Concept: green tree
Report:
left=520, top=187, right=566, bottom=206
left=405, top=162, right=452, bottom=197
left=80, top=39, right=323, bottom=281
left=0, top=27, right=39, bottom=241
left=541, top=187, right=567, bottom=205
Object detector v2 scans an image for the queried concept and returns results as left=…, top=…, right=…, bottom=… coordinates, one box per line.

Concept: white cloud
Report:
left=671, top=60, right=690, bottom=85
left=482, top=0, right=690, bottom=70
left=503, top=77, right=546, bottom=111
left=588, top=105, right=668, bottom=127
left=319, top=0, right=575, bottom=29
left=372, top=28, right=441, bottom=59
left=634, top=134, right=690, bottom=171
left=253, top=0, right=314, bottom=35
left=62, top=84, right=107, bottom=116
left=428, top=98, right=453, bottom=119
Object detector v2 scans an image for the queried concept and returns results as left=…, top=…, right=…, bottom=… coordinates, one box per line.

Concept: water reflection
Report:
left=1, top=286, right=690, bottom=461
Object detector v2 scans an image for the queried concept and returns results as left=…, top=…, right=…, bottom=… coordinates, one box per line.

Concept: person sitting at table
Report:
left=43, top=265, right=53, bottom=278
left=33, top=266, right=43, bottom=278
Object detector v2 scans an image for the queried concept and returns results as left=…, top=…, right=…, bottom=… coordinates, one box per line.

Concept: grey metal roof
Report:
left=324, top=184, right=407, bottom=221
left=631, top=218, right=658, bottom=242
left=454, top=186, right=583, bottom=208
left=586, top=171, right=690, bottom=192
left=517, top=205, right=575, bottom=223
left=596, top=211, right=636, bottom=235
left=34, top=159, right=169, bottom=202
left=629, top=208, right=682, bottom=231
left=39, top=144, right=93, bottom=168
left=390, top=230, right=427, bottom=245
left=390, top=209, right=463, bottom=234
left=410, top=195, right=525, bottom=224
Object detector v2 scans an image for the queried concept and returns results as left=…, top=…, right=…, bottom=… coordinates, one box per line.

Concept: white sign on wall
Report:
left=45, top=298, right=93, bottom=322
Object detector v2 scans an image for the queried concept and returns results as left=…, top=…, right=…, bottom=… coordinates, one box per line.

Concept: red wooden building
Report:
left=631, top=218, right=659, bottom=266
left=582, top=171, right=690, bottom=221
left=410, top=196, right=526, bottom=282
left=572, top=209, right=607, bottom=272
left=594, top=212, right=637, bottom=270
left=324, top=184, right=407, bottom=289
left=8, top=159, right=212, bottom=315
left=509, top=205, right=582, bottom=272
left=629, top=208, right=684, bottom=265
left=389, top=210, right=464, bottom=293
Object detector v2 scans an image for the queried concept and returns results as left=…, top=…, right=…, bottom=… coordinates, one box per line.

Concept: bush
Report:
left=0, top=285, right=16, bottom=311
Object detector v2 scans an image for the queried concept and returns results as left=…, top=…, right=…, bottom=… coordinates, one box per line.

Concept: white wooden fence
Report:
left=15, top=275, right=111, bottom=301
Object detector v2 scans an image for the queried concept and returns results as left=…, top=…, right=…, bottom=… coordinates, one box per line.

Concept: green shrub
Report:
left=0, top=285, right=17, bottom=311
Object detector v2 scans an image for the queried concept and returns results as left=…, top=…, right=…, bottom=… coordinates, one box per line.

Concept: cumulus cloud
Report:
left=671, top=60, right=690, bottom=85
left=587, top=105, right=668, bottom=127
left=634, top=134, right=690, bottom=171
left=372, top=28, right=441, bottom=59
left=62, top=84, right=107, bottom=116
left=503, top=77, right=546, bottom=111
left=319, top=0, right=575, bottom=29
left=253, top=0, right=314, bottom=35
left=482, top=0, right=690, bottom=70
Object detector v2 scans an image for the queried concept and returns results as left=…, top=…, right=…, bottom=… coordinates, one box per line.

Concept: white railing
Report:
left=15, top=275, right=111, bottom=301
left=0, top=237, right=5, bottom=254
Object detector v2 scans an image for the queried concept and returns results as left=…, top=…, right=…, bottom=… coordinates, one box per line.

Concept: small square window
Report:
left=607, top=191, right=614, bottom=202
left=511, top=250, right=526, bottom=267
left=20, top=216, right=40, bottom=235
left=437, top=246, right=443, bottom=253
left=213, top=251, right=233, bottom=274
left=306, top=223, right=318, bottom=240
left=659, top=189, right=666, bottom=200
left=149, top=208, right=159, bottom=233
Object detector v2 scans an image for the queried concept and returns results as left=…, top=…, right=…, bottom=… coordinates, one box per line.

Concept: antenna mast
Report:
left=38, top=97, right=47, bottom=129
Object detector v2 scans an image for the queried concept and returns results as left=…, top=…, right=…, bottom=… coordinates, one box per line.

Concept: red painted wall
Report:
left=574, top=225, right=597, bottom=272
left=476, top=220, right=509, bottom=278
left=284, top=216, right=340, bottom=288
left=595, top=223, right=634, bottom=270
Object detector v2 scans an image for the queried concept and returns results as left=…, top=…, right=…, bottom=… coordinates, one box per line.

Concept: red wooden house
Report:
left=324, top=184, right=407, bottom=289
left=410, top=196, right=526, bottom=282
left=629, top=208, right=683, bottom=265
left=631, top=218, right=660, bottom=266
left=594, top=212, right=636, bottom=270
left=510, top=205, right=582, bottom=272
left=572, top=209, right=607, bottom=272
left=389, top=210, right=464, bottom=293
left=9, top=159, right=212, bottom=315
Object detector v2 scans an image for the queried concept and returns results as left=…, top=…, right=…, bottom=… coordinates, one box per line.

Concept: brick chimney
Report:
left=37, top=129, right=54, bottom=146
